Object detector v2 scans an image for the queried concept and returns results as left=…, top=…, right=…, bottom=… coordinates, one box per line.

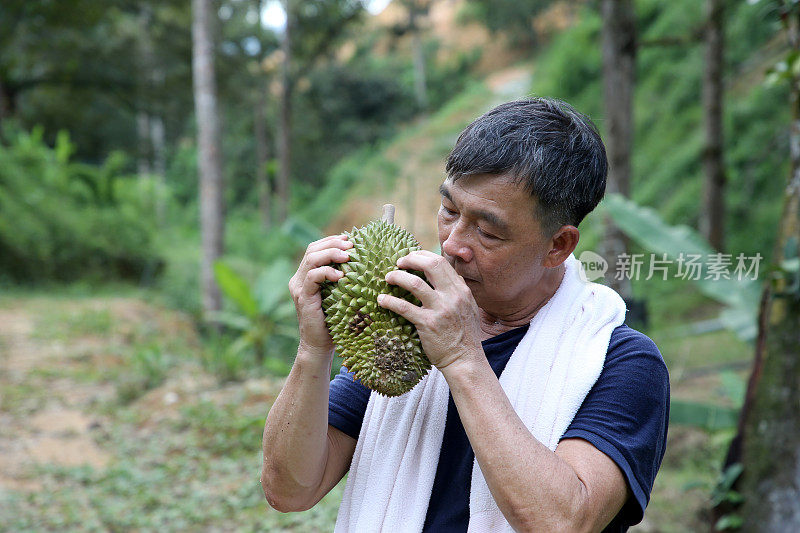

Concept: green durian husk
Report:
left=322, top=220, right=431, bottom=396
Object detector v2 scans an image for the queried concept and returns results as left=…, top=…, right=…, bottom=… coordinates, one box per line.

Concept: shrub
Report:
left=0, top=126, right=162, bottom=283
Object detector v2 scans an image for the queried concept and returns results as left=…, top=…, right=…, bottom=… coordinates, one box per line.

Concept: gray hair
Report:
left=445, top=97, right=608, bottom=235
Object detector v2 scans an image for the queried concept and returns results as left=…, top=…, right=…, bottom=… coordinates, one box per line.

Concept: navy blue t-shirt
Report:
left=328, top=324, right=669, bottom=532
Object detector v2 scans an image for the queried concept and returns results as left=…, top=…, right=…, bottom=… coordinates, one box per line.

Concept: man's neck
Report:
left=478, top=264, right=566, bottom=340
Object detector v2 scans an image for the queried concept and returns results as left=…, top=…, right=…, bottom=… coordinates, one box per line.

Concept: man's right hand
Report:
left=288, top=234, right=352, bottom=356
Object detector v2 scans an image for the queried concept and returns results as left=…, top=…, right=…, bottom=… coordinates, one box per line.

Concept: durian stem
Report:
left=381, top=204, right=396, bottom=224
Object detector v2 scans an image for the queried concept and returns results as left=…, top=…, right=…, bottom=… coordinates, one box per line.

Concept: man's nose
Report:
left=441, top=222, right=474, bottom=263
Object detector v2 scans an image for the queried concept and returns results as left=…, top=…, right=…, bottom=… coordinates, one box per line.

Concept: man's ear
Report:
left=544, top=225, right=580, bottom=268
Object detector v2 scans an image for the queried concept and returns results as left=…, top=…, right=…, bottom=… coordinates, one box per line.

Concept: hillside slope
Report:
left=315, top=0, right=786, bottom=260
left=321, top=65, right=532, bottom=248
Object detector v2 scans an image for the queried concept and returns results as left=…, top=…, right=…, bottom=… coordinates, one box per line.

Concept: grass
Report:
left=0, top=285, right=756, bottom=531
left=33, top=307, right=114, bottom=340
left=0, top=291, right=347, bottom=531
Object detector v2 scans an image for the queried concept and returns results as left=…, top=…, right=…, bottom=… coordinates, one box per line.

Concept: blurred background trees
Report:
left=1, top=0, right=799, bottom=529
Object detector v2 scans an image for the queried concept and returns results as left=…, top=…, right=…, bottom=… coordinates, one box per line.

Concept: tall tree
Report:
left=277, top=0, right=294, bottom=223
left=601, top=0, right=636, bottom=302
left=253, top=0, right=274, bottom=230
left=254, top=83, right=273, bottom=229
left=701, top=0, right=726, bottom=251
left=463, top=0, right=553, bottom=47
left=192, top=0, right=225, bottom=318
left=718, top=1, right=800, bottom=529
left=137, top=5, right=154, bottom=178
left=274, top=0, right=365, bottom=222
left=397, top=0, right=432, bottom=111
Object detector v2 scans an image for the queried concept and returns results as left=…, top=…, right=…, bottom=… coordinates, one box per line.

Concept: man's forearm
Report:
left=261, top=345, right=333, bottom=509
left=441, top=352, right=591, bottom=532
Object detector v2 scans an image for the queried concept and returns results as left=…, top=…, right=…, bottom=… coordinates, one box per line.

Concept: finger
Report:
left=385, top=269, right=435, bottom=307
left=377, top=293, right=423, bottom=324
left=306, top=235, right=353, bottom=254
left=302, top=247, right=351, bottom=272
left=303, top=266, right=344, bottom=297
left=396, top=251, right=459, bottom=289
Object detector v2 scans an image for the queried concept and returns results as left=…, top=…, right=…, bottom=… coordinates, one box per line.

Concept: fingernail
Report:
left=377, top=294, right=385, bottom=305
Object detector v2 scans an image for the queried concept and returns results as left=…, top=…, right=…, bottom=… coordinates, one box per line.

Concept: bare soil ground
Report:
left=0, top=301, right=116, bottom=492
left=0, top=295, right=348, bottom=531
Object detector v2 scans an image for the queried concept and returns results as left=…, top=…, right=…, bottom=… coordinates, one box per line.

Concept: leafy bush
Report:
left=0, top=126, right=162, bottom=283
left=211, top=258, right=299, bottom=378
left=530, top=0, right=785, bottom=261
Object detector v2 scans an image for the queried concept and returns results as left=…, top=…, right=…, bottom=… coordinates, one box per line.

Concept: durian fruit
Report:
left=321, top=205, right=431, bottom=396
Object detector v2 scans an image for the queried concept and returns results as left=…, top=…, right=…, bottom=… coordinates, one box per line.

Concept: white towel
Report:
left=334, top=255, right=626, bottom=533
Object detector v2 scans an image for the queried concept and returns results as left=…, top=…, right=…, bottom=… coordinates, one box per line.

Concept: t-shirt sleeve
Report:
left=328, top=366, right=371, bottom=439
left=560, top=325, right=670, bottom=527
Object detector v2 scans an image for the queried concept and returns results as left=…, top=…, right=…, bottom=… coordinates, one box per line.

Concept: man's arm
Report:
left=261, top=347, right=356, bottom=512
left=379, top=251, right=628, bottom=531
left=442, top=353, right=628, bottom=532
left=260, top=235, right=357, bottom=512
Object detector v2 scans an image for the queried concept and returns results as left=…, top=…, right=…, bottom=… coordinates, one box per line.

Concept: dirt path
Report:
left=0, top=295, right=310, bottom=530
left=0, top=299, right=129, bottom=492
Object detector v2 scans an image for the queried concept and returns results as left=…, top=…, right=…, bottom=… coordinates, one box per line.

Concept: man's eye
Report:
left=478, top=227, right=499, bottom=240
left=441, top=205, right=456, bottom=216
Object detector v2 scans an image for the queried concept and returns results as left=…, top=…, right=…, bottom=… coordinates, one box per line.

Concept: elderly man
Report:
left=261, top=98, right=669, bottom=532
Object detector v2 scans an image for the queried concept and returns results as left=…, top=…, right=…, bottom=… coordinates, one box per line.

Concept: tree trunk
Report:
left=601, top=0, right=636, bottom=301
left=411, top=30, right=428, bottom=111
left=150, top=113, right=166, bottom=222
left=150, top=63, right=167, bottom=183
left=276, top=0, right=293, bottom=223
left=255, top=85, right=272, bottom=229
left=137, top=5, right=154, bottom=179
left=137, top=111, right=152, bottom=177
left=701, top=0, right=726, bottom=251
left=720, top=5, right=800, bottom=530
left=409, top=3, right=429, bottom=111
left=192, top=0, right=225, bottom=318
left=0, top=80, right=12, bottom=122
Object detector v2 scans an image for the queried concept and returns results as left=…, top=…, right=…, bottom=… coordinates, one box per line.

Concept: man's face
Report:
left=437, top=173, right=554, bottom=316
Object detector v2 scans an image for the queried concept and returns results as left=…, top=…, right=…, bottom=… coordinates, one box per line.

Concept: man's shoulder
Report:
left=608, top=324, right=661, bottom=356
left=606, top=324, right=667, bottom=377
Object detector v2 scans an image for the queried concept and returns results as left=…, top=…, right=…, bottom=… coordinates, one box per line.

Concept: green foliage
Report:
left=117, top=345, right=175, bottom=403
left=420, top=42, right=484, bottom=111
left=177, top=400, right=265, bottom=456
left=0, top=126, right=161, bottom=283
left=670, top=400, right=739, bottom=431
left=153, top=233, right=202, bottom=316
left=603, top=193, right=762, bottom=341
left=300, top=145, right=389, bottom=224
left=713, top=463, right=744, bottom=531
left=200, top=331, right=251, bottom=382
left=33, top=307, right=113, bottom=339
left=530, top=5, right=602, bottom=114
left=1, top=0, right=195, bottom=163
left=530, top=0, right=786, bottom=262
left=211, top=258, right=299, bottom=378
left=298, top=63, right=417, bottom=174
left=461, top=0, right=554, bottom=46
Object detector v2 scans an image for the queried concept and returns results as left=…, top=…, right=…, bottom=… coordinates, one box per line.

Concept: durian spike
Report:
left=381, top=204, right=395, bottom=224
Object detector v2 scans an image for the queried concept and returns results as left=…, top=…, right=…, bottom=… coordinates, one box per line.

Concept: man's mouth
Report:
left=444, top=254, right=477, bottom=282
left=457, top=271, right=478, bottom=282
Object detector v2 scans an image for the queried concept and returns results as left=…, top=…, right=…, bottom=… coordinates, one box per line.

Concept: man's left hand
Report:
left=377, top=250, right=483, bottom=369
